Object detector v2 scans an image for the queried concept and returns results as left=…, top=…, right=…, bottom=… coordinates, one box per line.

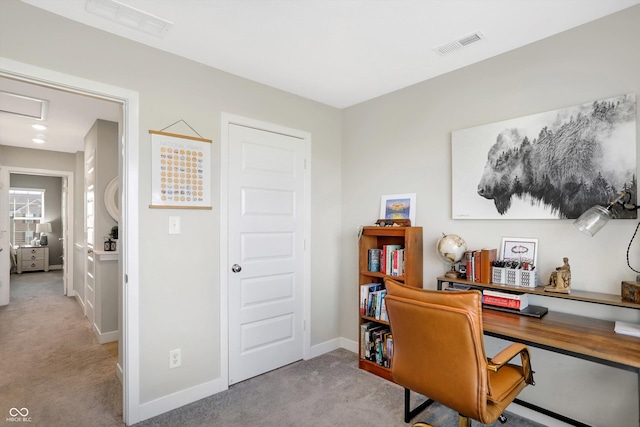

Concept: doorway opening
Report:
left=0, top=58, right=140, bottom=425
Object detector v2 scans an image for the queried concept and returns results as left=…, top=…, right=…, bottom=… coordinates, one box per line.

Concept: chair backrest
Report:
left=385, top=278, right=489, bottom=421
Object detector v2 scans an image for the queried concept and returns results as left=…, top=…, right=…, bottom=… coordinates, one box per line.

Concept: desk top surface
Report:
left=482, top=309, right=640, bottom=370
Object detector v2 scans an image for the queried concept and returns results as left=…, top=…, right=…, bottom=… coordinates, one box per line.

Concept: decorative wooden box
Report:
left=621, top=281, right=640, bottom=304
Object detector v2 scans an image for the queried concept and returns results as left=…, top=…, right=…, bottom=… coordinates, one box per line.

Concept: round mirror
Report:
left=104, top=176, right=119, bottom=222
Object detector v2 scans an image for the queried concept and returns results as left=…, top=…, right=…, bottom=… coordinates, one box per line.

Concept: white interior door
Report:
left=228, top=123, right=306, bottom=385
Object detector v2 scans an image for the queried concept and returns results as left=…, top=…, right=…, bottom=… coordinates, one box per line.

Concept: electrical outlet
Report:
left=169, top=348, right=181, bottom=369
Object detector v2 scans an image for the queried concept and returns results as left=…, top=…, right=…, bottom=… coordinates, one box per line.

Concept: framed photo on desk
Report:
left=500, top=237, right=537, bottom=267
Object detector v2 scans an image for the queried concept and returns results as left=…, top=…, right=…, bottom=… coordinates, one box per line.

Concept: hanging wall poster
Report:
left=451, top=94, right=636, bottom=219
left=149, top=130, right=213, bottom=209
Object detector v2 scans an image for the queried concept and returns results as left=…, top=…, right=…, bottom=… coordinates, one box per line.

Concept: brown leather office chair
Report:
left=384, top=278, right=534, bottom=427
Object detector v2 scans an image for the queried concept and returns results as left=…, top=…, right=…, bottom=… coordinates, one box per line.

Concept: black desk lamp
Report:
left=574, top=190, right=640, bottom=274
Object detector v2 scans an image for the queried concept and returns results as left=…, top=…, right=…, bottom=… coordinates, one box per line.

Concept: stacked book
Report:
left=482, top=289, right=529, bottom=311
left=360, top=322, right=393, bottom=368
left=614, top=321, right=640, bottom=337
left=368, top=245, right=405, bottom=276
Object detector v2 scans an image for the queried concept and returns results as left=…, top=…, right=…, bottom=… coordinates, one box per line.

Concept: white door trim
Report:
left=1, top=167, right=74, bottom=297
left=0, top=57, right=141, bottom=425
left=220, top=113, right=311, bottom=387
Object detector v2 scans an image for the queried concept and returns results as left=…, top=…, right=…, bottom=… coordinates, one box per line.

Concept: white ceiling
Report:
left=0, top=77, right=121, bottom=153
left=2, top=0, right=639, bottom=153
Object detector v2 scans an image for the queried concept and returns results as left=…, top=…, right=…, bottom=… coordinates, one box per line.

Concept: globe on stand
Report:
left=436, top=233, right=467, bottom=278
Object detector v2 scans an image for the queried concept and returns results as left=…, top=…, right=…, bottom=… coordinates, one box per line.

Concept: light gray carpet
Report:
left=136, top=348, right=546, bottom=427
left=0, top=271, right=123, bottom=427
left=0, top=271, right=546, bottom=427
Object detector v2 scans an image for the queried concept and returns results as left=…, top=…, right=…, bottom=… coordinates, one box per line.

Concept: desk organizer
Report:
left=499, top=268, right=536, bottom=288
left=492, top=267, right=506, bottom=284
left=519, top=270, right=536, bottom=288
left=505, top=268, right=519, bottom=286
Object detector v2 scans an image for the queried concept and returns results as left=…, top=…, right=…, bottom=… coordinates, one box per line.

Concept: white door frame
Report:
left=220, top=113, right=312, bottom=386
left=0, top=57, right=141, bottom=425
left=1, top=167, right=74, bottom=297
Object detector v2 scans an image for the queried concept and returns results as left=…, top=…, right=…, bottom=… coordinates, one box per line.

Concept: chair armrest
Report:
left=487, top=343, right=535, bottom=385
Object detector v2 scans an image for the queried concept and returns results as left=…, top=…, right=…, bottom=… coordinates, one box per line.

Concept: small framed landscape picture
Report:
left=380, top=193, right=416, bottom=225
left=500, top=237, right=538, bottom=267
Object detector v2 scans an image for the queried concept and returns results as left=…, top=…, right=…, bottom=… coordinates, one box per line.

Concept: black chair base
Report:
left=404, top=388, right=435, bottom=423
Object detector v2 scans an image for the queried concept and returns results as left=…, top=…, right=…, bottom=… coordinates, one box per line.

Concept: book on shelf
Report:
left=368, top=249, right=381, bottom=272
left=462, top=248, right=497, bottom=282
left=381, top=244, right=402, bottom=275
left=363, top=288, right=388, bottom=320
left=364, top=324, right=388, bottom=360
left=392, top=249, right=405, bottom=277
left=360, top=283, right=382, bottom=316
left=480, top=248, right=497, bottom=284
left=379, top=296, right=389, bottom=322
left=482, top=289, right=529, bottom=310
left=474, top=250, right=482, bottom=282
left=362, top=325, right=393, bottom=368
left=614, top=321, right=640, bottom=337
left=464, top=250, right=475, bottom=281
left=361, top=323, right=383, bottom=359
left=374, top=289, right=387, bottom=319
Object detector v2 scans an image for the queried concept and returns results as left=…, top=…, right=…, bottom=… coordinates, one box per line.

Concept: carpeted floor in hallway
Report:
left=0, top=271, right=123, bottom=427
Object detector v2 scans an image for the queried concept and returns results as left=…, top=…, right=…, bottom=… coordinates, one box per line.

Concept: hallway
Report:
left=0, top=271, right=123, bottom=426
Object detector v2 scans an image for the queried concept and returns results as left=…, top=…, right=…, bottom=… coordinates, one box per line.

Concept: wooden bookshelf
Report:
left=358, top=226, right=423, bottom=381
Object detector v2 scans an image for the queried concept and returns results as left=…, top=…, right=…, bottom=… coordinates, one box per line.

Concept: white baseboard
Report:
left=74, top=293, right=85, bottom=311
left=93, top=324, right=118, bottom=344
left=307, top=337, right=358, bottom=360
left=308, top=338, right=341, bottom=359
left=116, top=362, right=123, bottom=383
left=137, top=377, right=227, bottom=423
left=49, top=264, right=63, bottom=270
left=339, top=337, right=358, bottom=354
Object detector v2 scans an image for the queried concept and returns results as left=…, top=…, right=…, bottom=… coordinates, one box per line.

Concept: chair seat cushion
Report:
left=487, top=364, right=526, bottom=403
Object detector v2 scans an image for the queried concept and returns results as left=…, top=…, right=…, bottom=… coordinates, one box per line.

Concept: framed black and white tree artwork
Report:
left=452, top=94, right=637, bottom=219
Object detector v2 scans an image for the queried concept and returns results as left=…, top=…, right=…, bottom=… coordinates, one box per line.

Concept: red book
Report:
left=483, top=295, right=523, bottom=309
left=464, top=251, right=474, bottom=281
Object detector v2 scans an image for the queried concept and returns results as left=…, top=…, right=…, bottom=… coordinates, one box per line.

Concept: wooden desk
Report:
left=483, top=309, right=640, bottom=371
left=437, top=277, right=640, bottom=427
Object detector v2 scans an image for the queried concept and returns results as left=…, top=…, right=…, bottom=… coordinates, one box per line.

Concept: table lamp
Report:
left=36, top=222, right=52, bottom=245
left=574, top=190, right=639, bottom=275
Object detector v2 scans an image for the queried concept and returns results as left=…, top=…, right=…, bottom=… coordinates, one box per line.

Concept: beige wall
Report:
left=341, top=6, right=640, bottom=426
left=0, top=0, right=342, bottom=418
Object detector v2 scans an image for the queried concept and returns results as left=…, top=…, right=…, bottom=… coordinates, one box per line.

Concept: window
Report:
left=9, top=188, right=45, bottom=245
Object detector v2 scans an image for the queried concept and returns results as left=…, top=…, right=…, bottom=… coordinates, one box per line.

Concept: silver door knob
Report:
left=231, top=264, right=242, bottom=273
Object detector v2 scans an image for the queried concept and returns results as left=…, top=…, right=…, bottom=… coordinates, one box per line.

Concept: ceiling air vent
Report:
left=86, top=0, right=173, bottom=38
left=0, top=91, right=49, bottom=120
left=434, top=32, right=485, bottom=56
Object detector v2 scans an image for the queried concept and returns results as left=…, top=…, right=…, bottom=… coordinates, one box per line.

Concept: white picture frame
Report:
left=500, top=237, right=538, bottom=268
left=379, top=193, right=416, bottom=225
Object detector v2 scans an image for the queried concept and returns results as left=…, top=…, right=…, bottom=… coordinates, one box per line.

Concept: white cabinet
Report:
left=16, top=246, right=50, bottom=273
left=91, top=250, right=118, bottom=343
